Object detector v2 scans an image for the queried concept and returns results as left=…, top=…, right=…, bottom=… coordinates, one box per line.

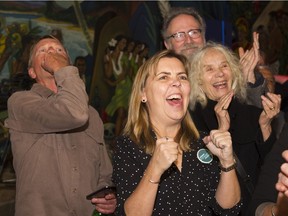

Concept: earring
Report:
left=141, top=99, right=147, bottom=103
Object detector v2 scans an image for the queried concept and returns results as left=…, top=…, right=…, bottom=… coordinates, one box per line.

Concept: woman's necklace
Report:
left=111, top=51, right=123, bottom=76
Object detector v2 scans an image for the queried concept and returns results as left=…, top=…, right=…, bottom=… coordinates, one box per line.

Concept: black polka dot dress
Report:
left=112, top=134, right=242, bottom=215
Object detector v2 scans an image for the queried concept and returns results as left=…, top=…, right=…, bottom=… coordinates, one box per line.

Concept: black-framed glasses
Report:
left=166, top=29, right=202, bottom=42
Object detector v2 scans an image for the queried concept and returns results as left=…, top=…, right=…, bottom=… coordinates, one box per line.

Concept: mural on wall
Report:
left=0, top=1, right=163, bottom=141
left=89, top=2, right=160, bottom=139
left=0, top=1, right=92, bottom=138
left=0, top=0, right=287, bottom=141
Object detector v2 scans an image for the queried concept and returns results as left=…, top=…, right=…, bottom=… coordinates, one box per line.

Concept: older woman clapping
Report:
left=189, top=42, right=281, bottom=215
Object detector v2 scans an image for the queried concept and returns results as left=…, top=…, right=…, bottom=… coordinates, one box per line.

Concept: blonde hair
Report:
left=189, top=42, right=247, bottom=109
left=124, top=49, right=199, bottom=154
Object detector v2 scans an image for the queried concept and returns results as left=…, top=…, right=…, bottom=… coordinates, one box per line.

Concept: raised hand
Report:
left=273, top=150, right=288, bottom=216
left=276, top=150, right=288, bottom=196
left=151, top=137, right=179, bottom=174
left=203, top=130, right=234, bottom=167
left=214, top=91, right=233, bottom=131
left=258, top=92, right=281, bottom=141
left=239, top=32, right=259, bottom=83
left=259, top=92, right=281, bottom=125
left=42, top=49, right=70, bottom=74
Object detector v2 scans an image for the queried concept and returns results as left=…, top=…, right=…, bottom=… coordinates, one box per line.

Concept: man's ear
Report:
left=28, top=68, right=36, bottom=79
left=164, top=40, right=170, bottom=49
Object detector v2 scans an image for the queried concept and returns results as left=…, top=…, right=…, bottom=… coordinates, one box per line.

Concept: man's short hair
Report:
left=161, top=7, right=206, bottom=39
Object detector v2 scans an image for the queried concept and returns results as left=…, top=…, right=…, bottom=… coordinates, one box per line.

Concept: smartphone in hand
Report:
left=86, top=186, right=116, bottom=200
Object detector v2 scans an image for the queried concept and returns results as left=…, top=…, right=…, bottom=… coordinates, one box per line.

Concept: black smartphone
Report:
left=86, top=186, right=116, bottom=200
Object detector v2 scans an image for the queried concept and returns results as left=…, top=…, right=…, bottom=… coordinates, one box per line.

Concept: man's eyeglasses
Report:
left=166, top=29, right=202, bottom=42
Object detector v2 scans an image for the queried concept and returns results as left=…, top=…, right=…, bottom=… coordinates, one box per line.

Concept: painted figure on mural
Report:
left=0, top=22, right=28, bottom=76
left=124, top=38, right=136, bottom=62
left=104, top=35, right=132, bottom=137
left=74, top=56, right=87, bottom=84
left=137, top=43, right=149, bottom=70
left=123, top=38, right=136, bottom=82
left=129, top=41, right=145, bottom=81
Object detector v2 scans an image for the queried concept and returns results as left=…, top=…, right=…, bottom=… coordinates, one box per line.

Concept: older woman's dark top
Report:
left=113, top=133, right=242, bottom=216
left=190, top=98, right=276, bottom=216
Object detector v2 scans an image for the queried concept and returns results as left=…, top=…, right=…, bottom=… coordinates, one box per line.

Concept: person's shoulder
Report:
left=114, top=135, right=138, bottom=150
left=113, top=135, right=131, bottom=153
left=7, top=89, right=32, bottom=103
left=114, top=135, right=149, bottom=159
left=87, top=106, right=104, bottom=127
left=9, top=90, right=26, bottom=97
left=115, top=134, right=131, bottom=145
left=88, top=106, right=101, bottom=119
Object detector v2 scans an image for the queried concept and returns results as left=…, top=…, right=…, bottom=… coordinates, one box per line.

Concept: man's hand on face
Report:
left=42, top=52, right=70, bottom=75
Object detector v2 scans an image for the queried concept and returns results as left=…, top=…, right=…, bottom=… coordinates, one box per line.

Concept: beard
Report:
left=181, top=44, right=202, bottom=61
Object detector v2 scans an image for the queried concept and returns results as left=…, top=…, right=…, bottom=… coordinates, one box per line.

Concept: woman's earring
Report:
left=141, top=99, right=147, bottom=103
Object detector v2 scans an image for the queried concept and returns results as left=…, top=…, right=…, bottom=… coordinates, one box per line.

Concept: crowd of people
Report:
left=2, top=4, right=288, bottom=216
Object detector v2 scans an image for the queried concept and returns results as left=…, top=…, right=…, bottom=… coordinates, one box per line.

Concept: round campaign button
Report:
left=197, top=148, right=213, bottom=164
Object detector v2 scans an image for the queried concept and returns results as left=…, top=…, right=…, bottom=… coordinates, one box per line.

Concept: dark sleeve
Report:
left=275, top=80, right=288, bottom=96
left=189, top=103, right=217, bottom=132
left=247, top=71, right=265, bottom=88
left=248, top=123, right=288, bottom=215
left=256, top=128, right=277, bottom=162
left=112, top=136, right=146, bottom=216
left=251, top=103, right=276, bottom=162
left=246, top=71, right=267, bottom=108
left=275, top=81, right=288, bottom=113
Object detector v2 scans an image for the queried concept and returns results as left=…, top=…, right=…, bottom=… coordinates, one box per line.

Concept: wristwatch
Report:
left=219, top=158, right=237, bottom=172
